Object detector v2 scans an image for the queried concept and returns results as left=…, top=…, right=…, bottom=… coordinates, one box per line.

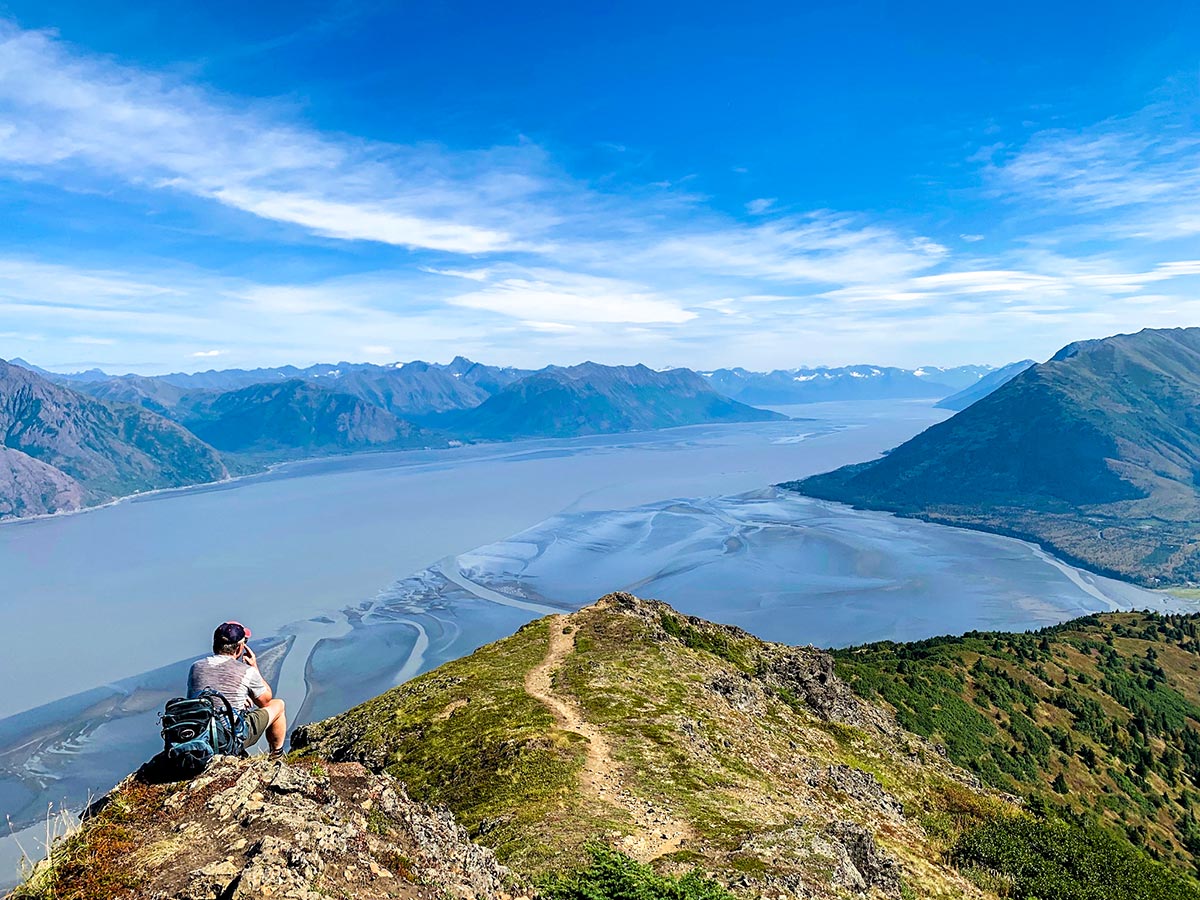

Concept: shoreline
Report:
left=0, top=417, right=810, bottom=530
left=779, top=486, right=1200, bottom=592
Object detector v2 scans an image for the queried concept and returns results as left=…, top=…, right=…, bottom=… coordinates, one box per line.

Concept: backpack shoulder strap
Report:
left=198, top=688, right=243, bottom=754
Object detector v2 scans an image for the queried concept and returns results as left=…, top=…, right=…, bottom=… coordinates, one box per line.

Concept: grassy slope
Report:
left=298, top=597, right=1011, bottom=898
left=20, top=598, right=1200, bottom=900
left=834, top=611, right=1200, bottom=876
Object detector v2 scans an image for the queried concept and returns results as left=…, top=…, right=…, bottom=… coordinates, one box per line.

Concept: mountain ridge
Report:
left=12, top=595, right=1200, bottom=900
left=934, top=359, right=1036, bottom=411
left=788, top=327, right=1200, bottom=585
left=176, top=380, right=440, bottom=456
left=702, top=364, right=994, bottom=405
left=426, top=363, right=785, bottom=438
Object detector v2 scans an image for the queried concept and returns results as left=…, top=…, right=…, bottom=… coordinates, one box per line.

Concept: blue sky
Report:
left=1, top=1, right=1200, bottom=373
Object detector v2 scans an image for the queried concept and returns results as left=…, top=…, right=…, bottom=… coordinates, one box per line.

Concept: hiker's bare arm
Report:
left=253, top=684, right=274, bottom=706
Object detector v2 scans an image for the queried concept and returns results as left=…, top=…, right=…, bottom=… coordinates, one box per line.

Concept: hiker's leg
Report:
left=264, top=698, right=287, bottom=752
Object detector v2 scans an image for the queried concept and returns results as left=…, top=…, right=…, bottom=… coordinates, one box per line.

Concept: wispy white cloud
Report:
left=2, top=250, right=1200, bottom=372
left=644, top=214, right=947, bottom=285
left=988, top=108, right=1200, bottom=242
left=0, top=22, right=566, bottom=254
left=191, top=349, right=225, bottom=358
left=442, top=266, right=697, bottom=325
left=745, top=197, right=776, bottom=215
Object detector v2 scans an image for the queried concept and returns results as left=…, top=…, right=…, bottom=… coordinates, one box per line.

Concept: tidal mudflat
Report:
left=2, top=400, right=1193, bottom=884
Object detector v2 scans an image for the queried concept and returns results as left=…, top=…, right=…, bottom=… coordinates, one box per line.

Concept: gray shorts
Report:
left=242, top=707, right=271, bottom=749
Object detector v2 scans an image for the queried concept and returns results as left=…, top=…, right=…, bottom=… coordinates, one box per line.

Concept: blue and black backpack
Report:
left=160, top=688, right=247, bottom=775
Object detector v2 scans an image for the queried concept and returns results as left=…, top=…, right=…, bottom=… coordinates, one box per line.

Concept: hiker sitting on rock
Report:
left=187, top=621, right=287, bottom=761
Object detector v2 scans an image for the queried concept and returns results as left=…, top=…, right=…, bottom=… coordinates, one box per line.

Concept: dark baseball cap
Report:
left=214, top=620, right=252, bottom=644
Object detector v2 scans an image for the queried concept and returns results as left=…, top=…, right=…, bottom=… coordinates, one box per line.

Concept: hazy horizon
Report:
left=6, top=351, right=1025, bottom=379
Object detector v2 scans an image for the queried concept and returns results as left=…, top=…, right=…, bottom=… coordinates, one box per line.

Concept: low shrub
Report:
left=540, top=844, right=734, bottom=900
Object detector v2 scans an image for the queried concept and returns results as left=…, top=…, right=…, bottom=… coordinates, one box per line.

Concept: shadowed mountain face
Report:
left=177, top=380, right=438, bottom=455
left=0, top=359, right=227, bottom=515
left=330, top=362, right=491, bottom=416
left=790, top=327, right=1200, bottom=584
left=704, top=364, right=993, bottom=405
left=433, top=363, right=785, bottom=439
left=72, top=374, right=193, bottom=418
left=935, top=359, right=1036, bottom=411
left=0, top=445, right=85, bottom=518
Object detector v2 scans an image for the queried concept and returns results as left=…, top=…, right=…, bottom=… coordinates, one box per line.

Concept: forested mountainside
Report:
left=835, top=610, right=1200, bottom=876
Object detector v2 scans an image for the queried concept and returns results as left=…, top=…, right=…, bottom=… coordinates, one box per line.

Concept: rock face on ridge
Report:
left=12, top=756, right=522, bottom=900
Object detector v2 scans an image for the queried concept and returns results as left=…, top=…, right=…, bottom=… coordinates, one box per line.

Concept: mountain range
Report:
left=0, top=357, right=784, bottom=520
left=430, top=363, right=783, bottom=439
left=176, top=380, right=436, bottom=456
left=20, top=595, right=1200, bottom=900
left=791, top=327, right=1200, bottom=585
left=702, top=364, right=992, bottom=405
left=16, top=358, right=1007, bottom=413
left=0, top=351, right=1034, bottom=523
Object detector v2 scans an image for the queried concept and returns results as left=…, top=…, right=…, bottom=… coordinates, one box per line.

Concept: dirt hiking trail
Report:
left=524, top=614, right=692, bottom=863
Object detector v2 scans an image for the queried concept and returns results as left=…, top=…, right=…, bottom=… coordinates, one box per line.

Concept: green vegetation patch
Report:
left=834, top=610, right=1200, bottom=877
left=540, top=845, right=735, bottom=900
left=296, top=619, right=607, bottom=872
left=951, top=811, right=1200, bottom=900
left=659, top=612, right=753, bottom=672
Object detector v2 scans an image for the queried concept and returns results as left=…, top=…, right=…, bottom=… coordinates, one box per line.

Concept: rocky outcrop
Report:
left=822, top=821, right=902, bottom=896
left=602, top=591, right=895, bottom=733
left=15, top=757, right=525, bottom=900
left=0, top=445, right=84, bottom=518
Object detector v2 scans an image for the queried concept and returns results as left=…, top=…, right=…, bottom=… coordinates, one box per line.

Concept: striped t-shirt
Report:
left=187, top=655, right=268, bottom=710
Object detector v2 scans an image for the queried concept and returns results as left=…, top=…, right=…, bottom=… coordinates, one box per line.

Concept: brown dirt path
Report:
left=524, top=614, right=691, bottom=863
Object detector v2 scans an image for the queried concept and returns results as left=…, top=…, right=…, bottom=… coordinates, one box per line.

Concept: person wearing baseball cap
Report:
left=186, top=620, right=288, bottom=760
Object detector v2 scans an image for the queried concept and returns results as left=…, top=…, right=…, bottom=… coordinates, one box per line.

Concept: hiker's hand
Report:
left=243, top=645, right=257, bottom=667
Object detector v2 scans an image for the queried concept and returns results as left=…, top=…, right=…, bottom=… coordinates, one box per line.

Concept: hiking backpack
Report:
left=160, top=689, right=247, bottom=775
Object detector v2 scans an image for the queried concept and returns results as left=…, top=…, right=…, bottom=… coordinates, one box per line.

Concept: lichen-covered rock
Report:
left=823, top=821, right=902, bottom=897
left=16, top=757, right=527, bottom=900
left=806, top=765, right=907, bottom=823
